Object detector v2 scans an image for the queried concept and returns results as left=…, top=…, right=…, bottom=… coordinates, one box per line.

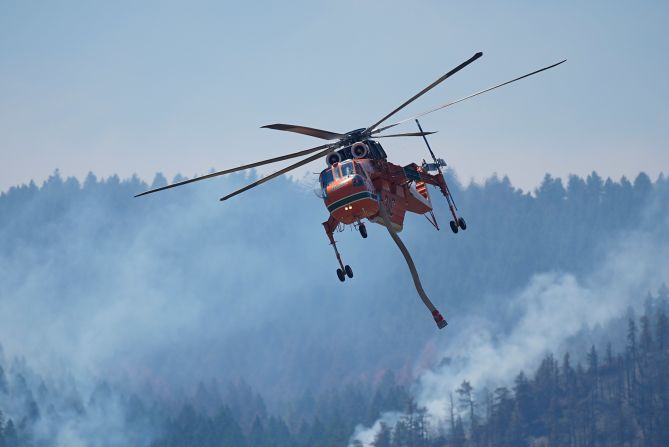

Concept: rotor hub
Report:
left=341, top=128, right=368, bottom=145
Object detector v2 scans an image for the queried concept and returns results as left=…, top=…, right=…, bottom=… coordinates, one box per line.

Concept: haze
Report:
left=1, top=0, right=668, bottom=192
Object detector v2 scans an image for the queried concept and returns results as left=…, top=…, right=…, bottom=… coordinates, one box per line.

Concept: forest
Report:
left=0, top=287, right=666, bottom=446
left=363, top=285, right=669, bottom=447
left=0, top=170, right=667, bottom=446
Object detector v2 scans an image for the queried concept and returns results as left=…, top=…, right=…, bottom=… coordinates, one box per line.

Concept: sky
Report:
left=1, top=0, right=667, bottom=193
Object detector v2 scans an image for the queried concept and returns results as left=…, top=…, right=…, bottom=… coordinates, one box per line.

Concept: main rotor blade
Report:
left=373, top=131, right=437, bottom=138
left=364, top=52, right=483, bottom=136
left=261, top=124, right=345, bottom=141
left=372, top=59, right=567, bottom=135
left=134, top=143, right=330, bottom=198
left=220, top=147, right=332, bottom=202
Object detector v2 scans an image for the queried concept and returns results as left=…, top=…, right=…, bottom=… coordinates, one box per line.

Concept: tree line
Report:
left=2, top=285, right=665, bottom=446
left=368, top=285, right=669, bottom=447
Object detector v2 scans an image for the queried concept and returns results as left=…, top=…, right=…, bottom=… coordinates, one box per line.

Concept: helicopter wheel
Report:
left=345, top=265, right=353, bottom=278
left=337, top=268, right=346, bottom=282
left=449, top=220, right=459, bottom=234
left=359, top=224, right=368, bottom=239
left=458, top=217, right=467, bottom=230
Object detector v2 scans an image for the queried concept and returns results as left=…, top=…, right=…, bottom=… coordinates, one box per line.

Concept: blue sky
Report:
left=1, top=0, right=667, bottom=192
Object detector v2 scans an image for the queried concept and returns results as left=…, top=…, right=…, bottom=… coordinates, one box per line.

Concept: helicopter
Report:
left=135, top=51, right=565, bottom=329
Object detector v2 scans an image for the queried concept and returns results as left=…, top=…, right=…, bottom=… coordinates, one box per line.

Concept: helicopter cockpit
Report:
left=319, top=160, right=369, bottom=192
left=320, top=160, right=352, bottom=189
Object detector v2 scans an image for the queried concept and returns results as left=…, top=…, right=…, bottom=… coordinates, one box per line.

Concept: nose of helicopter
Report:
left=325, top=174, right=365, bottom=196
left=324, top=175, right=379, bottom=225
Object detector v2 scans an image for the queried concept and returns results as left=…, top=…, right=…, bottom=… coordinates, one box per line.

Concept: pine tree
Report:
left=249, top=416, right=266, bottom=447
left=626, top=316, right=638, bottom=398
left=587, top=345, right=600, bottom=400
left=306, top=417, right=326, bottom=447
left=656, top=306, right=669, bottom=351
left=0, top=367, right=7, bottom=395
left=657, top=283, right=669, bottom=317
left=3, top=420, right=17, bottom=447
left=456, top=380, right=476, bottom=435
left=505, top=408, right=527, bottom=447
left=513, top=372, right=532, bottom=437
left=450, top=415, right=466, bottom=447
left=449, top=392, right=456, bottom=436
left=640, top=315, right=654, bottom=354
left=605, top=343, right=614, bottom=367
left=412, top=405, right=429, bottom=447
left=371, top=422, right=391, bottom=447
left=628, top=315, right=638, bottom=355
left=492, top=387, right=513, bottom=445
left=392, top=418, right=409, bottom=447
left=213, top=406, right=247, bottom=447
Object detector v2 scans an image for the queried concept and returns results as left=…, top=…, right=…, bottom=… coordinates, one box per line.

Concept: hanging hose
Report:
left=377, top=197, right=448, bottom=329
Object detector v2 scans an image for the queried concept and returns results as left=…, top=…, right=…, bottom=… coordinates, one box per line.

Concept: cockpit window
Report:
left=321, top=160, right=361, bottom=188
left=320, top=169, right=334, bottom=188
left=340, top=161, right=355, bottom=177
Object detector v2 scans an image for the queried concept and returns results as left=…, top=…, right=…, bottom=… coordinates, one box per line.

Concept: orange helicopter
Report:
left=136, top=52, right=565, bottom=328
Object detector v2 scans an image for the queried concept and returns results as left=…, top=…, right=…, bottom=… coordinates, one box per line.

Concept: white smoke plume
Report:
left=350, top=210, right=669, bottom=445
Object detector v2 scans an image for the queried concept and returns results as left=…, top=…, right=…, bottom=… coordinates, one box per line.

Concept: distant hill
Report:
left=0, top=170, right=667, bottom=403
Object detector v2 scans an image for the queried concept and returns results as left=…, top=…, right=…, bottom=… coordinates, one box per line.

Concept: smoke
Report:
left=1, top=170, right=666, bottom=445
left=349, top=203, right=669, bottom=445
left=349, top=412, right=403, bottom=446
left=0, top=352, right=158, bottom=447
left=0, top=173, right=322, bottom=380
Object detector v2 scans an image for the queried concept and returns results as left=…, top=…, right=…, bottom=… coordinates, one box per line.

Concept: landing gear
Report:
left=449, top=220, right=459, bottom=234
left=336, top=265, right=354, bottom=282
left=323, top=216, right=354, bottom=283
left=433, top=167, right=467, bottom=236
left=449, top=217, right=466, bottom=233
left=458, top=217, right=467, bottom=230
left=359, top=223, right=368, bottom=239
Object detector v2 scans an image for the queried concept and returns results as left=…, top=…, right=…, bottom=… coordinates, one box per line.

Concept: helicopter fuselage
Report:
left=319, top=141, right=446, bottom=233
